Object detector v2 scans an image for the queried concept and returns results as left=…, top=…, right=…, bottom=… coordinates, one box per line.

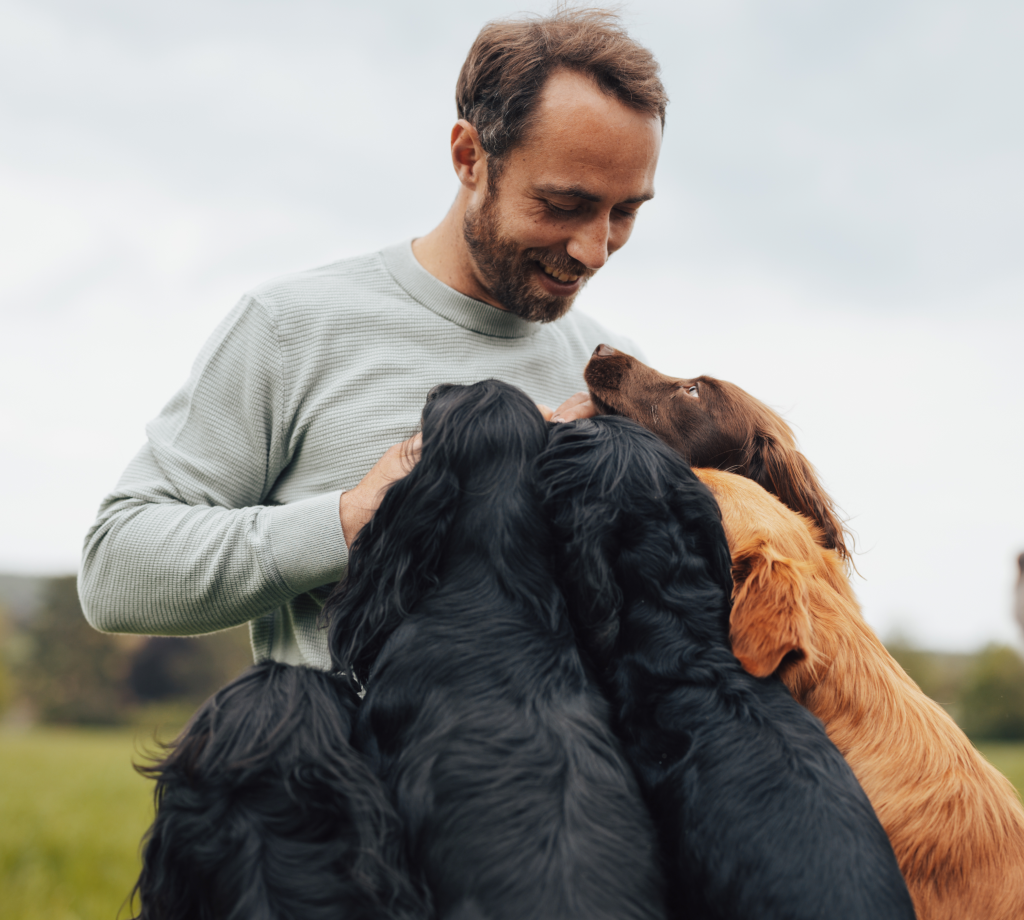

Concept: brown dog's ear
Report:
left=729, top=543, right=814, bottom=678
left=744, top=432, right=852, bottom=564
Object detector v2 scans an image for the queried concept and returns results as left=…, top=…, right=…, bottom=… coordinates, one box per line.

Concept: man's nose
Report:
left=566, top=216, right=611, bottom=271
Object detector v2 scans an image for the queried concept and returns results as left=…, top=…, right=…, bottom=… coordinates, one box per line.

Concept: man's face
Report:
left=463, top=69, right=662, bottom=323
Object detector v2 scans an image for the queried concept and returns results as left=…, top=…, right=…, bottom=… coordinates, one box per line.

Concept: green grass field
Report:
left=2, top=726, right=1023, bottom=920
left=976, top=741, right=1024, bottom=794
left=0, top=726, right=165, bottom=920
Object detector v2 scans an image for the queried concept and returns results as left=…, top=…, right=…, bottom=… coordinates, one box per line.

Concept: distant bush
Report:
left=958, top=644, right=1024, bottom=742
left=0, top=606, right=12, bottom=716
left=884, top=636, right=972, bottom=719
left=14, top=577, right=137, bottom=724
left=887, top=640, right=948, bottom=702
left=884, top=637, right=1024, bottom=739
left=128, top=632, right=253, bottom=707
left=8, top=575, right=252, bottom=726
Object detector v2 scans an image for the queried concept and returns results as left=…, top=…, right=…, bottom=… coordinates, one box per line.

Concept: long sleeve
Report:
left=77, top=241, right=645, bottom=666
left=78, top=296, right=349, bottom=636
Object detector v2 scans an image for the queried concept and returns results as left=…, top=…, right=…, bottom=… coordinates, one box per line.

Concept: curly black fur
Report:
left=323, top=380, right=666, bottom=920
left=536, top=417, right=916, bottom=920
left=131, top=661, right=425, bottom=920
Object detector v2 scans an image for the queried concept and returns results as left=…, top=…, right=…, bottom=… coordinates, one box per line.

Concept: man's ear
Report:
left=451, top=119, right=487, bottom=191
left=729, top=542, right=814, bottom=678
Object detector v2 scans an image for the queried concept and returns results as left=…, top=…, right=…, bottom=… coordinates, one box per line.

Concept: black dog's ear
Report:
left=323, top=455, right=462, bottom=683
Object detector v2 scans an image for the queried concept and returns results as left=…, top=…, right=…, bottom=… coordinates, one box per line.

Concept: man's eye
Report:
left=547, top=202, right=577, bottom=214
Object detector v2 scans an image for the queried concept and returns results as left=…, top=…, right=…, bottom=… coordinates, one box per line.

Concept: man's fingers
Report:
left=402, top=432, right=423, bottom=469
left=551, top=392, right=599, bottom=423
left=340, top=432, right=422, bottom=546
left=552, top=391, right=590, bottom=417
left=536, top=403, right=555, bottom=421
left=382, top=433, right=422, bottom=480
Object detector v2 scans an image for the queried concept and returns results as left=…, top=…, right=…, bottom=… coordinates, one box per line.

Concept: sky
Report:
left=1, top=0, right=1022, bottom=651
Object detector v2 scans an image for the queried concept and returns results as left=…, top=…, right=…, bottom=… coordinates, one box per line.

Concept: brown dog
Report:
left=585, top=344, right=1024, bottom=920
left=584, top=343, right=851, bottom=563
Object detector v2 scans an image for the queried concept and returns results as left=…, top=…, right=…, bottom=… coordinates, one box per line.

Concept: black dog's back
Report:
left=652, top=665, right=916, bottom=918
left=537, top=417, right=916, bottom=920
left=325, top=381, right=666, bottom=920
left=132, top=661, right=424, bottom=920
left=355, top=596, right=662, bottom=920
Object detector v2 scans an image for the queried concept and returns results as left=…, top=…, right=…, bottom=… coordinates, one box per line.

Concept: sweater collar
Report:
left=381, top=240, right=539, bottom=339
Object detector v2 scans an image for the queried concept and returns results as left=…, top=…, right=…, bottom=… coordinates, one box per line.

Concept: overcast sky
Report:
left=1, top=0, right=1022, bottom=651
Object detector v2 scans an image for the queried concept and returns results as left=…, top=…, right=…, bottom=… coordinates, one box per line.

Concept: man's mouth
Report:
left=540, top=262, right=581, bottom=284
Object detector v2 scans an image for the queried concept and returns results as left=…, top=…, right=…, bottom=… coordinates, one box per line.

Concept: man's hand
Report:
left=549, top=391, right=599, bottom=423
left=339, top=433, right=422, bottom=547
left=343, top=390, right=595, bottom=547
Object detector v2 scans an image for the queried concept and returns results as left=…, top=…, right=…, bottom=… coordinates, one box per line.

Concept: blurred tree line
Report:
left=0, top=575, right=252, bottom=728
left=2, top=574, right=1024, bottom=741
left=887, top=637, right=1024, bottom=741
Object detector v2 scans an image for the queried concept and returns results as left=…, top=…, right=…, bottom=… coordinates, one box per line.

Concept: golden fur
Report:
left=695, top=467, right=1024, bottom=920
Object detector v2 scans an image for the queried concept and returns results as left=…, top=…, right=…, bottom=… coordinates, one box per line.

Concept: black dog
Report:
left=323, top=380, right=666, bottom=920
left=536, top=417, right=917, bottom=920
left=132, top=661, right=425, bottom=920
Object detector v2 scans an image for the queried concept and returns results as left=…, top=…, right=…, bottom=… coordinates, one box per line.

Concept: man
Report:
left=79, top=9, right=667, bottom=669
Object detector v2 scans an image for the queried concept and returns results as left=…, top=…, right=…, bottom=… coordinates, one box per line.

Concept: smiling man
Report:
left=416, top=65, right=661, bottom=323
left=80, top=9, right=667, bottom=668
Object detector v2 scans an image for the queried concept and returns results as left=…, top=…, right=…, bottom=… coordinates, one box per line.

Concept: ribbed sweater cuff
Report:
left=264, top=491, right=348, bottom=595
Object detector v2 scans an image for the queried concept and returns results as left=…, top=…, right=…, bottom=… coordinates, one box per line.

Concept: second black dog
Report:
left=132, top=661, right=425, bottom=920
left=323, top=380, right=666, bottom=920
left=536, top=417, right=916, bottom=920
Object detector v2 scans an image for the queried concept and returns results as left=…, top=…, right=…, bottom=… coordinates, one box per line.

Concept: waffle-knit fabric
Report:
left=79, top=241, right=642, bottom=670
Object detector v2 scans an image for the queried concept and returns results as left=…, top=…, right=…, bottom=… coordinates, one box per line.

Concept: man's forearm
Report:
left=80, top=450, right=348, bottom=636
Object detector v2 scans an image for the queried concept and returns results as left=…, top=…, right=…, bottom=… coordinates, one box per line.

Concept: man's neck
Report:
left=412, top=205, right=505, bottom=311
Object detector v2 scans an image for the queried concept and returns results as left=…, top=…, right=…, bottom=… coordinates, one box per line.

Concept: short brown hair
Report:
left=456, top=7, right=667, bottom=161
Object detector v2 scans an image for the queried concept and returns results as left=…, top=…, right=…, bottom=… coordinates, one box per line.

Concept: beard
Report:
left=462, top=182, right=593, bottom=324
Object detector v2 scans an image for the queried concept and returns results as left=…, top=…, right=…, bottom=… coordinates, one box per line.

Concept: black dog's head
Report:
left=536, top=416, right=734, bottom=665
left=324, top=379, right=549, bottom=684
left=416, top=380, right=548, bottom=490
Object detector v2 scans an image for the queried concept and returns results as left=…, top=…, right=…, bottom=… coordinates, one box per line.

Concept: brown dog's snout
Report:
left=585, top=343, right=631, bottom=396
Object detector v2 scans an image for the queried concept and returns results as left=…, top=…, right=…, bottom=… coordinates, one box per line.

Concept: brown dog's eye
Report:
left=685, top=385, right=699, bottom=399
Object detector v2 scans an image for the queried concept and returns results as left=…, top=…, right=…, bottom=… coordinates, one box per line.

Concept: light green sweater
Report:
left=79, top=241, right=640, bottom=669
